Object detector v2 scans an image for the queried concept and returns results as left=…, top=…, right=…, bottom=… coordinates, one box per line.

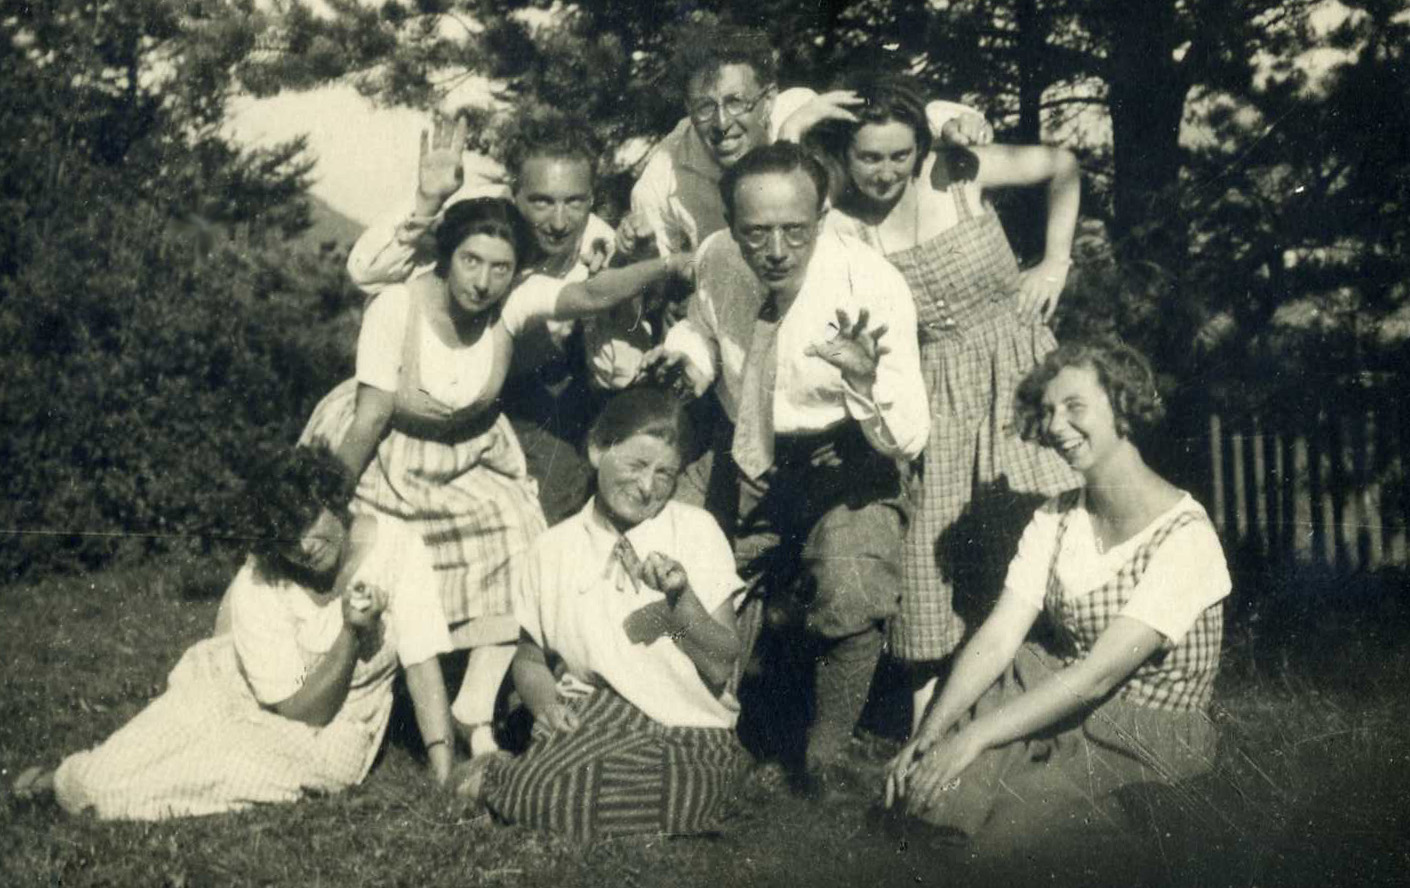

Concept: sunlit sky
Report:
left=225, top=2, right=1357, bottom=227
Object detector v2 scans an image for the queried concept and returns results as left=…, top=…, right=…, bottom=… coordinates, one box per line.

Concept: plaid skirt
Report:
left=484, top=689, right=748, bottom=841
left=301, top=379, right=547, bottom=647
left=886, top=213, right=1075, bottom=661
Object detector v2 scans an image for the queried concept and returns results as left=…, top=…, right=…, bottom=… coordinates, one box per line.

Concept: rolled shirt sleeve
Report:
left=837, top=250, right=930, bottom=461
left=347, top=206, right=435, bottom=298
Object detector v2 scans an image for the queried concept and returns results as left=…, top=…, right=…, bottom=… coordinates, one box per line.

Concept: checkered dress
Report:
left=1043, top=490, right=1225, bottom=712
left=883, top=184, right=1075, bottom=661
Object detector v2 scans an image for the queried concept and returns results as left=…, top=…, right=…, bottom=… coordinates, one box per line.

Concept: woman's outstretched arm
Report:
left=334, top=385, right=395, bottom=482
left=971, top=144, right=1081, bottom=322
left=884, top=590, right=1040, bottom=806
left=536, top=252, right=694, bottom=322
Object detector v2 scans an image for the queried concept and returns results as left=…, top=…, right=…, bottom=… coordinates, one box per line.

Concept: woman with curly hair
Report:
left=12, top=446, right=460, bottom=819
left=882, top=340, right=1230, bottom=858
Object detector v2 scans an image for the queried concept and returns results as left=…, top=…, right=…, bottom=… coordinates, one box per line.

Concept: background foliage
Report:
left=4, top=0, right=1408, bottom=580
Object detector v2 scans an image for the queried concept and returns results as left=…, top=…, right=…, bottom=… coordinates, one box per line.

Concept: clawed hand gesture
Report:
left=416, top=115, right=468, bottom=217
left=805, top=308, right=888, bottom=392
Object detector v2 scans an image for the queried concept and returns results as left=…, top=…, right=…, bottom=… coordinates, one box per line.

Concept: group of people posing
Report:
left=19, top=25, right=1232, bottom=859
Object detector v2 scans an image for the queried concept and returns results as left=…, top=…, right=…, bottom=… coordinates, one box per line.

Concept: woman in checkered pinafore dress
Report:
left=805, top=72, right=1079, bottom=728
left=883, top=340, right=1231, bottom=858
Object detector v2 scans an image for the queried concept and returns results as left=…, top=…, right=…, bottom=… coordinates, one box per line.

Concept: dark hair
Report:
left=241, top=444, right=353, bottom=580
left=671, top=24, right=777, bottom=97
left=588, top=387, right=693, bottom=457
left=503, top=110, right=600, bottom=186
left=1014, top=338, right=1166, bottom=443
left=719, top=141, right=830, bottom=222
left=433, top=197, right=533, bottom=277
left=810, top=71, right=932, bottom=178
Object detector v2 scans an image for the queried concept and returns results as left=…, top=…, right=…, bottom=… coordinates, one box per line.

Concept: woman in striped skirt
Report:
left=883, top=340, right=1230, bottom=862
left=795, top=71, right=1080, bottom=732
left=301, top=199, right=693, bottom=754
left=456, top=388, right=749, bottom=840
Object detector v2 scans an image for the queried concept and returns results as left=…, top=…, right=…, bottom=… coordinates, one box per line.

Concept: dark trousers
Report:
left=727, top=422, right=909, bottom=770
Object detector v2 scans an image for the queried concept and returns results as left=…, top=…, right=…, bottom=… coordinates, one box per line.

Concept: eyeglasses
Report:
left=735, top=222, right=816, bottom=251
left=687, top=87, right=773, bottom=124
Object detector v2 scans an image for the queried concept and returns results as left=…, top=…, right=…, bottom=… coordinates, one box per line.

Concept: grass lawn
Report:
left=3, top=556, right=1409, bottom=887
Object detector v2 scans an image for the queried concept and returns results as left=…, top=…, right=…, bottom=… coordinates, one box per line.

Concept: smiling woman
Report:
left=884, top=339, right=1230, bottom=860
left=455, top=388, right=749, bottom=840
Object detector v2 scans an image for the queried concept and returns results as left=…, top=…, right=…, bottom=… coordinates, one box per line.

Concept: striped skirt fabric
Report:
left=300, top=379, right=547, bottom=647
left=483, top=689, right=748, bottom=841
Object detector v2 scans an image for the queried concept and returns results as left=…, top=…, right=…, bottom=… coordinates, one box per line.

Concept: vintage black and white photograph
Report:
left=3, top=1, right=1407, bottom=885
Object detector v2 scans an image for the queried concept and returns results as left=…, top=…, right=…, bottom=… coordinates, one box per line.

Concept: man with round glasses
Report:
left=640, top=142, right=930, bottom=798
left=617, top=23, right=991, bottom=259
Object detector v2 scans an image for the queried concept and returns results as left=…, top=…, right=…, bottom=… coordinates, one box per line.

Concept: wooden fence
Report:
left=1207, top=405, right=1408, bottom=573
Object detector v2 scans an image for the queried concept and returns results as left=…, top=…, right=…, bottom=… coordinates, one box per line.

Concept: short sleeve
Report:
left=500, top=274, right=569, bottom=337
left=355, top=285, right=411, bottom=392
left=229, top=561, right=305, bottom=706
left=1119, top=518, right=1232, bottom=645
left=679, top=509, right=745, bottom=614
left=511, top=543, right=548, bottom=649
left=376, top=521, right=452, bottom=667
left=1002, top=499, right=1065, bottom=611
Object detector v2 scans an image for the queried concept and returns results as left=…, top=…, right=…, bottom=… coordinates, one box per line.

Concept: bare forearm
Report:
left=334, top=387, right=394, bottom=481
left=272, top=628, right=361, bottom=727
left=510, top=643, right=561, bottom=718
left=917, top=624, right=1022, bottom=745
left=556, top=254, right=689, bottom=320
left=670, top=592, right=739, bottom=693
left=1042, top=150, right=1081, bottom=263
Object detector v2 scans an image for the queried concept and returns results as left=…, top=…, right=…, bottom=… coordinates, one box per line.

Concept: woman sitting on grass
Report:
left=14, top=445, right=459, bottom=819
left=456, top=388, right=748, bottom=840
left=883, top=339, right=1230, bottom=857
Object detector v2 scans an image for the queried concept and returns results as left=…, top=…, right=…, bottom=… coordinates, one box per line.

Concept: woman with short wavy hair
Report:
left=883, top=339, right=1230, bottom=858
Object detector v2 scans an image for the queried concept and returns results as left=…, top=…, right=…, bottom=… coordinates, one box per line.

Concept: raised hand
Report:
left=615, top=212, right=657, bottom=259
left=634, top=347, right=709, bottom=399
left=777, top=89, right=864, bottom=142
left=342, top=579, right=387, bottom=633
left=639, top=552, right=690, bottom=608
left=804, top=307, right=889, bottom=393
left=416, top=114, right=469, bottom=217
left=940, top=112, right=994, bottom=148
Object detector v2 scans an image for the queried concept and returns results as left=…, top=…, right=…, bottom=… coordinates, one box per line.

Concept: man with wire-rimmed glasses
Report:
left=638, top=142, right=930, bottom=800
left=616, top=23, right=990, bottom=260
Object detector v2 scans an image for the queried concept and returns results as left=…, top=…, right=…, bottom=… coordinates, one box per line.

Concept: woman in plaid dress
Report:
left=301, top=199, right=693, bottom=751
left=798, top=73, right=1080, bottom=731
left=14, top=446, right=460, bottom=819
left=883, top=340, right=1230, bottom=859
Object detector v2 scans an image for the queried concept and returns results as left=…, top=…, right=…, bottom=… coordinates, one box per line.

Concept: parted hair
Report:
left=241, top=444, right=353, bottom=579
left=1015, top=338, right=1166, bottom=443
left=810, top=71, right=933, bottom=178
left=433, top=197, right=534, bottom=278
left=503, top=109, right=600, bottom=184
left=671, top=24, right=777, bottom=97
left=588, top=387, right=694, bottom=457
left=719, top=141, right=830, bottom=223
